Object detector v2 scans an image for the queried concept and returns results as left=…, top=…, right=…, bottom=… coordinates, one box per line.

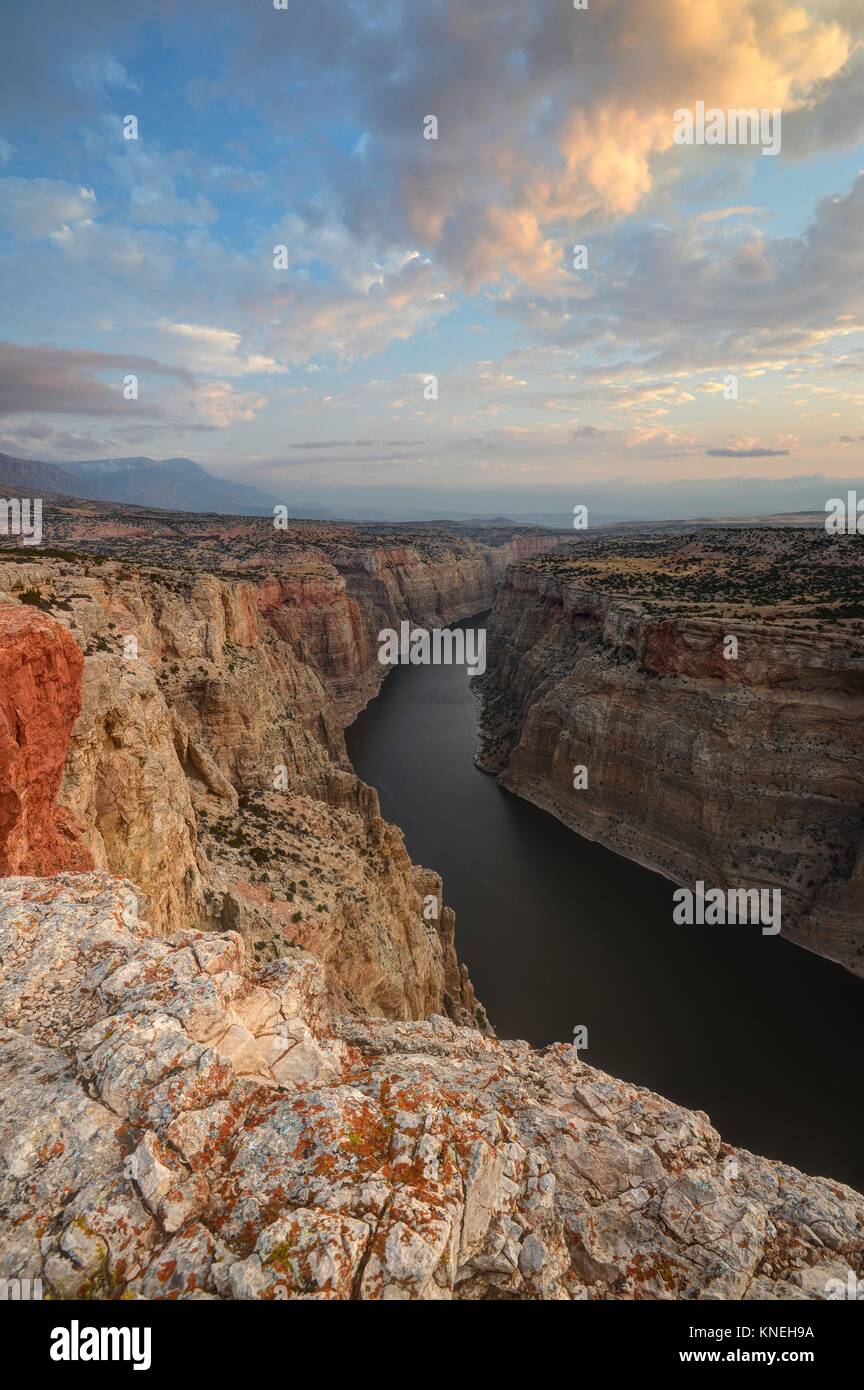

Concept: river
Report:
left=346, top=617, right=863, bottom=1190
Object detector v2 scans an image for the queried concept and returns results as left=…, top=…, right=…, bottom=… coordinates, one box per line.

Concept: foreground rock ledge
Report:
left=1, top=875, right=861, bottom=1301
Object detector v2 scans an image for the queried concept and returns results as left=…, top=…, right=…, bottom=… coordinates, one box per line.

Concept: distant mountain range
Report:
left=0, top=453, right=531, bottom=523
left=0, top=451, right=837, bottom=529
left=0, top=453, right=284, bottom=516
left=0, top=453, right=83, bottom=495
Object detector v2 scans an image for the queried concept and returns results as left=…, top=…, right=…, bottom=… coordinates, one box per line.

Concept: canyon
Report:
left=0, top=504, right=559, bottom=1024
left=0, top=504, right=862, bottom=1299
left=476, top=528, right=864, bottom=976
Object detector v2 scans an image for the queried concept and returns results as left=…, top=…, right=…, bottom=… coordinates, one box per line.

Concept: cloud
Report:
left=695, top=205, right=764, bottom=224
left=1, top=1, right=863, bottom=494
left=0, top=346, right=267, bottom=450
left=0, top=341, right=185, bottom=417
left=0, top=2, right=137, bottom=125
left=502, top=171, right=864, bottom=380
left=0, top=421, right=134, bottom=457
left=106, top=139, right=218, bottom=226
left=177, top=379, right=267, bottom=429
left=68, top=53, right=139, bottom=96
left=627, top=427, right=699, bottom=451
left=129, top=188, right=217, bottom=226
left=0, top=178, right=96, bottom=237
left=706, top=446, right=790, bottom=457
left=156, top=322, right=284, bottom=377
left=7, top=0, right=853, bottom=289
left=259, top=246, right=453, bottom=364
left=347, top=0, right=851, bottom=283
left=288, top=438, right=424, bottom=449
left=781, top=53, right=864, bottom=156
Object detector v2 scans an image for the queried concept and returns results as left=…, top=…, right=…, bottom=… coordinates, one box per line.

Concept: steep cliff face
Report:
left=1, top=874, right=861, bottom=1301
left=0, top=606, right=92, bottom=876
left=476, top=544, right=864, bottom=975
left=60, top=653, right=205, bottom=934
left=0, top=522, right=549, bottom=1025
left=257, top=535, right=562, bottom=722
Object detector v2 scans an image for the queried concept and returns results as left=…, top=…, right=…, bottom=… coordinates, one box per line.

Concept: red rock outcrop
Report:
left=0, top=606, right=92, bottom=876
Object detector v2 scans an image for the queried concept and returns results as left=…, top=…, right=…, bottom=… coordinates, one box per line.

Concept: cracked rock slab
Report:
left=1, top=874, right=862, bottom=1301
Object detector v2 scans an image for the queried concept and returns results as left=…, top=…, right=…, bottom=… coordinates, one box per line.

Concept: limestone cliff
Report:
left=258, top=533, right=562, bottom=721
left=475, top=530, right=864, bottom=975
left=0, top=517, right=554, bottom=1026
left=1, top=874, right=861, bottom=1301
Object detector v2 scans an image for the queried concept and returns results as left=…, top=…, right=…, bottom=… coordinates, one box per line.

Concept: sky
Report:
left=1, top=0, right=863, bottom=520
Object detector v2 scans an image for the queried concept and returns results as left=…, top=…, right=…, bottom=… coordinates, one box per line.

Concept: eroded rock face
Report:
left=0, top=540, right=508, bottom=1024
left=200, top=789, right=486, bottom=1027
left=60, top=653, right=204, bottom=934
left=253, top=536, right=563, bottom=724
left=476, top=561, right=864, bottom=975
left=0, top=606, right=92, bottom=876
left=1, top=875, right=860, bottom=1301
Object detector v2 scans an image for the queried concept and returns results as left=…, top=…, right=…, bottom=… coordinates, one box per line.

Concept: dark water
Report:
left=347, top=618, right=863, bottom=1191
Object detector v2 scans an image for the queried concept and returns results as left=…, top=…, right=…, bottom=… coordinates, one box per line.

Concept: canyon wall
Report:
left=260, top=533, right=562, bottom=721
left=0, top=526, right=554, bottom=1028
left=476, top=562, right=864, bottom=974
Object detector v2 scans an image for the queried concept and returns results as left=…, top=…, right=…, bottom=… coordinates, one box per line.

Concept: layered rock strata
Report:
left=475, top=533, right=864, bottom=974
left=0, top=520, right=550, bottom=1025
left=1, top=874, right=861, bottom=1301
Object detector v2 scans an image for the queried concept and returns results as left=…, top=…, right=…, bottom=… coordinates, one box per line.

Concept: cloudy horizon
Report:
left=1, top=0, right=863, bottom=520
